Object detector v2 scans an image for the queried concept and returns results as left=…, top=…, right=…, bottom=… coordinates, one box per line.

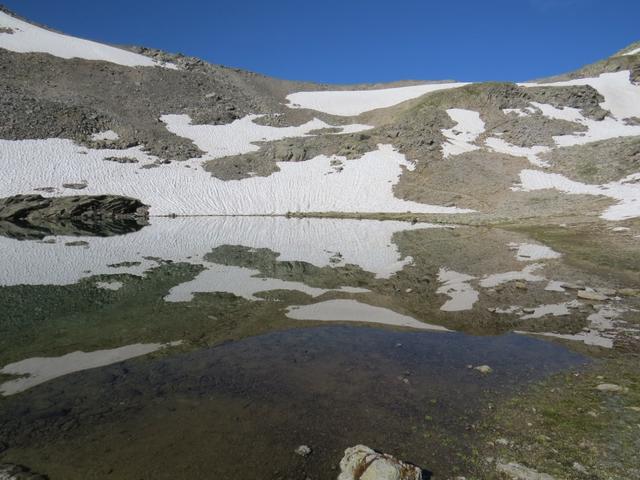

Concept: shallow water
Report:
left=0, top=216, right=634, bottom=478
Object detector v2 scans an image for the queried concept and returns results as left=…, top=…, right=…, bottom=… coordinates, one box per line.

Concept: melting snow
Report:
left=479, top=264, right=545, bottom=288
left=503, top=107, right=537, bottom=117
left=545, top=280, right=567, bottom=292
left=285, top=82, right=469, bottom=116
left=508, top=242, right=561, bottom=261
left=519, top=305, right=632, bottom=348
left=436, top=268, right=479, bottom=311
left=0, top=11, right=176, bottom=69
left=515, top=169, right=640, bottom=221
left=0, top=342, right=180, bottom=395
left=286, top=299, right=450, bottom=331
left=520, top=302, right=571, bottom=320
left=441, top=109, right=485, bottom=158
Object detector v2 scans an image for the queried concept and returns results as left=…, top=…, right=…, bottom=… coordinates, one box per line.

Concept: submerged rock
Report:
left=0, top=194, right=148, bottom=221
left=0, top=194, right=149, bottom=240
left=338, top=445, right=422, bottom=480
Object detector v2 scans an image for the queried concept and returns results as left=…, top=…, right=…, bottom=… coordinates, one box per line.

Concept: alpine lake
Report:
left=1, top=216, right=639, bottom=480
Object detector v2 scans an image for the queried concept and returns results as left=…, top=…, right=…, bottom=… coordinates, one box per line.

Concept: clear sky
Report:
left=4, top=0, right=639, bottom=84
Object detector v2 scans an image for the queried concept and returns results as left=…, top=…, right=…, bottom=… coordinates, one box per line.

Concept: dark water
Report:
left=0, top=326, right=586, bottom=479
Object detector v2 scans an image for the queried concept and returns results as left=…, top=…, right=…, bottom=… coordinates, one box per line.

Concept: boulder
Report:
left=338, top=445, right=422, bottom=480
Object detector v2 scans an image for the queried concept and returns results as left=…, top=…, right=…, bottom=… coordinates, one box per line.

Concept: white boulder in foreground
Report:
left=338, top=445, right=422, bottom=480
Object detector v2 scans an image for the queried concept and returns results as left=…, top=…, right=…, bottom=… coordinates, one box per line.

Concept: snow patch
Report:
left=545, top=280, right=567, bottom=292
left=503, top=107, right=537, bottom=117
left=519, top=305, right=632, bottom=348
left=95, top=281, right=123, bottom=291
left=285, top=82, right=470, bottom=116
left=90, top=130, right=119, bottom=141
left=441, top=109, right=485, bottom=158
left=0, top=11, right=176, bottom=69
left=480, top=264, right=545, bottom=288
left=520, top=302, right=571, bottom=320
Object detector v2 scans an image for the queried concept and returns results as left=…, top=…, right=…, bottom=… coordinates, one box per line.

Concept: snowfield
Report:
left=0, top=11, right=176, bottom=68
left=522, top=71, right=640, bottom=120
left=520, top=101, right=640, bottom=147
left=0, top=137, right=473, bottom=216
left=286, top=82, right=469, bottom=116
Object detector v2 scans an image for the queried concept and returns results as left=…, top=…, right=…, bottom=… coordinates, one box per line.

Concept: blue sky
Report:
left=4, top=0, right=639, bottom=84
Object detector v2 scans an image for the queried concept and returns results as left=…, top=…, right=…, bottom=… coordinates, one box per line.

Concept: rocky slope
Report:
left=1, top=7, right=639, bottom=222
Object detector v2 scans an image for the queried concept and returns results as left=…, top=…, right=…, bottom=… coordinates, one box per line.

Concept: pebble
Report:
left=596, top=383, right=625, bottom=393
left=295, top=445, right=312, bottom=457
left=572, top=462, right=588, bottom=474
